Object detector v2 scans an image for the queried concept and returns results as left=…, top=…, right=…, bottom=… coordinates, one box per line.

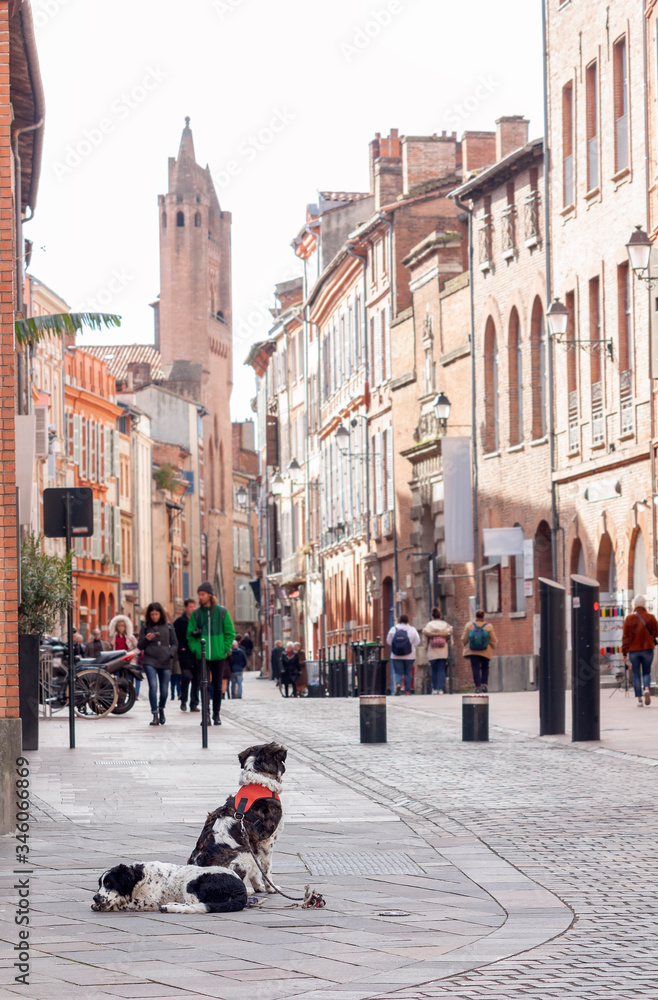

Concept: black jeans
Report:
left=282, top=676, right=298, bottom=697
left=469, top=655, right=490, bottom=689
left=208, top=659, right=227, bottom=717
left=180, top=665, right=199, bottom=709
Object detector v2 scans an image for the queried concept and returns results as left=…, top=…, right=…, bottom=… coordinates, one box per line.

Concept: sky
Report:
left=28, top=0, right=544, bottom=422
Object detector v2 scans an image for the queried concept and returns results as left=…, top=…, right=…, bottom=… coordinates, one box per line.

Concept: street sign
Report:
left=43, top=487, right=94, bottom=538
left=121, top=582, right=139, bottom=591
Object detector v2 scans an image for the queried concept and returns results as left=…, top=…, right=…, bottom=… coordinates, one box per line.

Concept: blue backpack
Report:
left=391, top=627, right=412, bottom=656
left=468, top=624, right=490, bottom=651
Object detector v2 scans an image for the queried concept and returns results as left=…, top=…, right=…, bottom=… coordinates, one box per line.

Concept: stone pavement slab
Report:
left=0, top=680, right=577, bottom=998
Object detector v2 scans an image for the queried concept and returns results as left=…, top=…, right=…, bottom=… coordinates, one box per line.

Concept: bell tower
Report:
left=156, top=118, right=234, bottom=604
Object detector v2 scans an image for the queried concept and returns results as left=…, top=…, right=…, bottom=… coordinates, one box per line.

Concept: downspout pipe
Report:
left=452, top=192, right=480, bottom=605
left=542, top=0, right=559, bottom=581
left=642, top=3, right=658, bottom=578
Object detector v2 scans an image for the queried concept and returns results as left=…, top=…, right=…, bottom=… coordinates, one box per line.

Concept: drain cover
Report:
left=378, top=910, right=411, bottom=916
left=301, top=851, right=423, bottom=877
left=94, top=760, right=150, bottom=766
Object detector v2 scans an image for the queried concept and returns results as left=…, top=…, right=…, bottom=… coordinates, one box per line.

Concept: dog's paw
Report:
left=90, top=902, right=99, bottom=911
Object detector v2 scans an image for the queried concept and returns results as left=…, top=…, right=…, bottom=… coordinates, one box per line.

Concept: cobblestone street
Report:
left=0, top=676, right=656, bottom=998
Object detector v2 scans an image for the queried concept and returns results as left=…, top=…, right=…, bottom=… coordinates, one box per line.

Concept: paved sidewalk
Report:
left=0, top=676, right=655, bottom=999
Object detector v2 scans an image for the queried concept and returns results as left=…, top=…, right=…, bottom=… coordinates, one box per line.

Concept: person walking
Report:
left=622, top=594, right=658, bottom=707
left=294, top=641, right=308, bottom=696
left=187, top=582, right=235, bottom=726
left=461, top=609, right=497, bottom=692
left=386, top=614, right=420, bottom=695
left=280, top=642, right=300, bottom=697
left=240, top=630, right=254, bottom=669
left=109, top=615, right=139, bottom=694
left=229, top=639, right=247, bottom=699
left=422, top=607, right=453, bottom=694
left=85, top=628, right=110, bottom=658
left=271, top=639, right=284, bottom=685
left=174, top=598, right=199, bottom=712
left=137, top=603, right=178, bottom=726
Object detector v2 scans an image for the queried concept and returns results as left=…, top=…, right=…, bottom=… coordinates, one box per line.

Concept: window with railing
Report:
left=614, top=37, right=629, bottom=173
left=586, top=60, right=599, bottom=190
left=620, top=369, right=633, bottom=435
left=591, top=381, right=604, bottom=445
left=568, top=390, right=579, bottom=452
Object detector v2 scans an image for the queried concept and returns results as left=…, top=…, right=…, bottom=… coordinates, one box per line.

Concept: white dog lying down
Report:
left=91, top=862, right=248, bottom=913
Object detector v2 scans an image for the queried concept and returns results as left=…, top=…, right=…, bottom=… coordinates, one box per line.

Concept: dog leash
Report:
left=237, top=816, right=326, bottom=909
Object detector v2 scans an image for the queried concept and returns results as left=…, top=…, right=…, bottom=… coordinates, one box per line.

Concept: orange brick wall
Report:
left=0, top=0, right=18, bottom=719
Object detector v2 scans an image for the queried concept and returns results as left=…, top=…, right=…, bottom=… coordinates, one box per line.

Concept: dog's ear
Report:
left=110, top=863, right=144, bottom=899
left=238, top=746, right=254, bottom=769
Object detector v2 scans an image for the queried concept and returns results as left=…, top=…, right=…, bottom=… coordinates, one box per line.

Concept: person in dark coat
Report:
left=137, top=603, right=178, bottom=727
left=280, top=642, right=300, bottom=698
left=174, top=598, right=199, bottom=712
left=270, top=640, right=283, bottom=684
left=85, top=628, right=111, bottom=658
left=240, top=630, right=254, bottom=667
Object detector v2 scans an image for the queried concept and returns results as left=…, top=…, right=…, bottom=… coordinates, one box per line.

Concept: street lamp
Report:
left=287, top=457, right=303, bottom=483
left=432, top=391, right=451, bottom=428
left=236, top=485, right=248, bottom=507
left=546, top=298, right=568, bottom=337
left=271, top=471, right=284, bottom=495
left=626, top=225, right=652, bottom=279
left=335, top=423, right=350, bottom=453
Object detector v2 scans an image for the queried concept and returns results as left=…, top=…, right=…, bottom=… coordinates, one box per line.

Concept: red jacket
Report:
left=621, top=608, right=658, bottom=654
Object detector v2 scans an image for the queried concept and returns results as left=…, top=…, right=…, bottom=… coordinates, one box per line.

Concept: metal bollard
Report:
left=360, top=694, right=387, bottom=743
left=462, top=694, right=489, bottom=742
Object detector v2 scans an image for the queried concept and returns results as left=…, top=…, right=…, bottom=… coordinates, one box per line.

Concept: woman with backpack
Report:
left=461, top=609, right=497, bottom=693
left=422, top=607, right=453, bottom=694
left=137, top=602, right=178, bottom=726
left=386, top=614, right=421, bottom=695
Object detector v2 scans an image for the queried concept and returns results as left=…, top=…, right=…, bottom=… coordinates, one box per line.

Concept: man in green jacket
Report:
left=187, top=582, right=236, bottom=725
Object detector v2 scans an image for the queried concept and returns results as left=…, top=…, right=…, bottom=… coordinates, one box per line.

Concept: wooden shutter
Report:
left=113, top=506, right=121, bottom=565
left=384, top=303, right=392, bottom=382
left=34, top=405, right=48, bottom=458
left=91, top=499, right=102, bottom=560
left=374, top=433, right=384, bottom=515
left=386, top=427, right=394, bottom=511
left=373, top=312, right=383, bottom=385
left=73, top=414, right=81, bottom=467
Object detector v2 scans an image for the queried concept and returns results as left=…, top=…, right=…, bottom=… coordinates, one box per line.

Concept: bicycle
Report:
left=41, top=644, right=119, bottom=718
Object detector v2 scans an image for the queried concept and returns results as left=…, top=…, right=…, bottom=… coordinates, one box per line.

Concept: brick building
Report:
left=64, top=347, right=123, bottom=640
left=3, top=0, right=45, bottom=829
left=547, top=0, right=655, bottom=677
left=451, top=119, right=549, bottom=688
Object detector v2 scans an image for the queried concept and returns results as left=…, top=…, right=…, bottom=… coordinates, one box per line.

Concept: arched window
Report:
left=176, top=211, right=185, bottom=227
left=534, top=520, right=552, bottom=582
left=596, top=532, right=617, bottom=598
left=508, top=308, right=523, bottom=445
left=162, top=211, right=167, bottom=229
left=98, top=592, right=106, bottom=631
left=484, top=317, right=499, bottom=453
left=531, top=298, right=548, bottom=439
left=631, top=528, right=647, bottom=596
left=570, top=537, right=586, bottom=577
left=194, top=212, right=202, bottom=227
left=108, top=592, right=115, bottom=622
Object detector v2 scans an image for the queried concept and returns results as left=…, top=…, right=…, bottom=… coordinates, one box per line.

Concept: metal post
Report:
left=360, top=694, right=386, bottom=743
left=200, top=637, right=209, bottom=749
left=462, top=694, right=489, bottom=741
left=65, top=492, right=76, bottom=750
left=571, top=575, right=600, bottom=742
left=538, top=577, right=566, bottom=735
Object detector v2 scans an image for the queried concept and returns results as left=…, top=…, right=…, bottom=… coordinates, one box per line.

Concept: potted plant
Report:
left=18, top=534, right=71, bottom=750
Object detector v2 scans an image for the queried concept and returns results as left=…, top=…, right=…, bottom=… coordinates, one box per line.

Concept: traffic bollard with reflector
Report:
left=462, top=694, right=489, bottom=741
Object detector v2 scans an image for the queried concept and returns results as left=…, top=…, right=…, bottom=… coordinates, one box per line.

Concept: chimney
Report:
left=369, top=128, right=401, bottom=193
left=401, top=133, right=458, bottom=196
left=374, top=157, right=403, bottom=210
left=461, top=131, right=496, bottom=179
left=495, top=116, right=529, bottom=161
left=127, top=361, right=151, bottom=386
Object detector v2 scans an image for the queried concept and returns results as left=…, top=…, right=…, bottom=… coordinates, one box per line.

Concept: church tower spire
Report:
left=156, top=120, right=233, bottom=601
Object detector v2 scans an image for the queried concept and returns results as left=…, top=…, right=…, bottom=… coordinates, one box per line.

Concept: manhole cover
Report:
left=378, top=910, right=411, bottom=916
left=301, top=851, right=424, bottom=877
left=94, top=760, right=150, bottom=766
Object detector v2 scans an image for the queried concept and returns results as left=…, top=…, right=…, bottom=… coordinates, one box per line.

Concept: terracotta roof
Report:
left=85, top=344, right=163, bottom=380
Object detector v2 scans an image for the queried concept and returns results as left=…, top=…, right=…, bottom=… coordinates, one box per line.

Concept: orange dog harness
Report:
left=234, top=783, right=280, bottom=819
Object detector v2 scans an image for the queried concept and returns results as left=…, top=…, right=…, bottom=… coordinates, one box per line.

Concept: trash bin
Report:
left=360, top=694, right=386, bottom=743
left=353, top=642, right=385, bottom=695
left=462, top=694, right=488, bottom=742
left=328, top=661, right=348, bottom=697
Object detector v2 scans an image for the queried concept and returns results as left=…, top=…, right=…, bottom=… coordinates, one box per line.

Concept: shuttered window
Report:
left=113, top=506, right=122, bottom=565
left=91, top=499, right=102, bottom=560
left=373, top=312, right=383, bottom=386
left=386, top=427, right=394, bottom=511
left=374, top=433, right=384, bottom=515
left=384, top=304, right=391, bottom=382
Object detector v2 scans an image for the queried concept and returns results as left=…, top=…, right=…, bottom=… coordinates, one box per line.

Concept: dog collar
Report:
left=234, top=783, right=280, bottom=819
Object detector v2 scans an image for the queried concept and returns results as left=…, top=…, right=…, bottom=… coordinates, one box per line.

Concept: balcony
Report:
left=620, top=369, right=633, bottom=436
left=568, top=389, right=579, bottom=453
left=281, top=550, right=305, bottom=584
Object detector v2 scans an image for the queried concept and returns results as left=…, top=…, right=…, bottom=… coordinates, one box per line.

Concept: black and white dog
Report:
left=91, top=862, right=247, bottom=913
left=188, top=742, right=287, bottom=895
